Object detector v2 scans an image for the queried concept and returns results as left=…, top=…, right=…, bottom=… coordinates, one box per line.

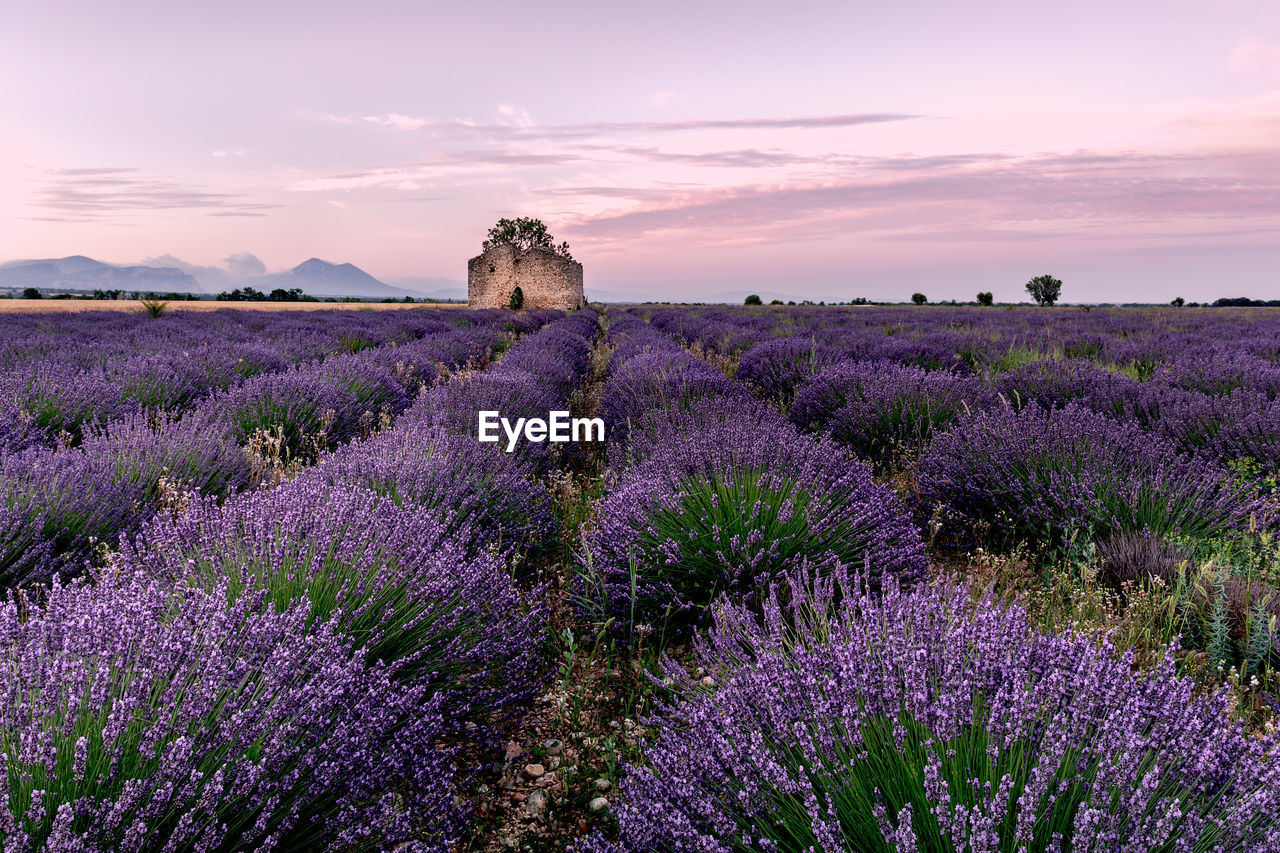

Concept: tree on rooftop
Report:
left=483, top=217, right=573, bottom=261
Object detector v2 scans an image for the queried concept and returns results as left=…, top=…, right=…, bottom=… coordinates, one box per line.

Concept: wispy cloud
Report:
left=211, top=149, right=245, bottom=158
left=327, top=110, right=924, bottom=141
left=294, top=108, right=354, bottom=125
left=29, top=167, right=279, bottom=221
left=285, top=150, right=591, bottom=192
left=361, top=113, right=428, bottom=130
left=1223, top=37, right=1280, bottom=75
left=560, top=149, right=1280, bottom=246
left=497, top=104, right=534, bottom=129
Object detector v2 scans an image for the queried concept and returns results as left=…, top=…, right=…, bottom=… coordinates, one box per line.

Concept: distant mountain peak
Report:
left=288, top=258, right=379, bottom=284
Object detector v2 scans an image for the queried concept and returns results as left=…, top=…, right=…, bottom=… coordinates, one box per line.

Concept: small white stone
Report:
left=525, top=789, right=548, bottom=817
left=589, top=796, right=609, bottom=812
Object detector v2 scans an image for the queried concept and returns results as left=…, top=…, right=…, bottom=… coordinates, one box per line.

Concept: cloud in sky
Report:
left=556, top=148, right=1280, bottom=250
left=29, top=167, right=278, bottom=221
left=138, top=251, right=266, bottom=290
left=224, top=251, right=266, bottom=277
left=1223, top=37, right=1280, bottom=75
left=322, top=109, right=925, bottom=141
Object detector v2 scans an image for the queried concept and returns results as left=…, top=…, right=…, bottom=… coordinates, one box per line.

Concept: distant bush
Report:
left=744, top=294, right=763, bottom=305
left=910, top=292, right=927, bottom=305
left=976, top=290, right=994, bottom=306
left=1214, top=297, right=1280, bottom=307
left=216, top=286, right=317, bottom=302
left=1025, top=273, right=1063, bottom=306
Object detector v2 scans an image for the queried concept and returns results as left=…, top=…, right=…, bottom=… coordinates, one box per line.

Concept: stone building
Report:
left=467, top=244, right=584, bottom=311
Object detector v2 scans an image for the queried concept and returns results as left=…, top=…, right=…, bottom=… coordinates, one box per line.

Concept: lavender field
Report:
left=2, top=303, right=1279, bottom=851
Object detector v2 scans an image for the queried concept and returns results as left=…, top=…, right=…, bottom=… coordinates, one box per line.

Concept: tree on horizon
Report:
left=1025, top=274, right=1063, bottom=306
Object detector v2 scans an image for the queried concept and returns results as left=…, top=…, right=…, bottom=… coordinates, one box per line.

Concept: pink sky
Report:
left=2, top=0, right=1278, bottom=302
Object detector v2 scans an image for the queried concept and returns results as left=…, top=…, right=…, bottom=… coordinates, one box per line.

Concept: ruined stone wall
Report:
left=468, top=244, right=584, bottom=311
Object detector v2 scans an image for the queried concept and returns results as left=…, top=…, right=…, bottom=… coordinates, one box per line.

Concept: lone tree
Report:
left=744, top=294, right=763, bottom=305
left=22, top=287, right=42, bottom=300
left=977, top=291, right=994, bottom=306
left=1171, top=296, right=1185, bottom=307
left=483, top=217, right=573, bottom=261
left=508, top=286, right=524, bottom=310
left=1025, top=274, right=1063, bottom=306
left=911, top=292, right=927, bottom=305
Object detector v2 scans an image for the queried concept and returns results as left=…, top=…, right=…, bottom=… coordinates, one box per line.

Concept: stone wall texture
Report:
left=467, top=244, right=584, bottom=311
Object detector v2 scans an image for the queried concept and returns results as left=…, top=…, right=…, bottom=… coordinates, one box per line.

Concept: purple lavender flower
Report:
left=305, top=423, right=558, bottom=562
left=581, top=415, right=926, bottom=634
left=119, top=477, right=546, bottom=733
left=791, top=360, right=992, bottom=471
left=600, top=351, right=749, bottom=449
left=609, top=568, right=1280, bottom=851
left=0, top=569, right=462, bottom=851
left=918, top=402, right=1270, bottom=552
left=734, top=336, right=841, bottom=405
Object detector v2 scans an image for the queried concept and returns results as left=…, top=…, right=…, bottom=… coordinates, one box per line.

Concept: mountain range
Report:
left=238, top=259, right=427, bottom=300
left=0, top=255, right=469, bottom=300
left=1, top=254, right=704, bottom=303
left=0, top=256, right=202, bottom=293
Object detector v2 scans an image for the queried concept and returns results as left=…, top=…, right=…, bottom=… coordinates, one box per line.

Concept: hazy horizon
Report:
left=3, top=0, right=1278, bottom=304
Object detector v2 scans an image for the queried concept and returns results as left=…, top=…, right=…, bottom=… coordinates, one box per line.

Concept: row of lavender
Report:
left=0, top=308, right=543, bottom=586
left=0, top=308, right=602, bottom=850
left=650, top=303, right=1280, bottom=704
left=574, top=308, right=1280, bottom=851
left=646, top=304, right=1280, bottom=551
left=649, top=304, right=1280, bottom=395
left=0, top=307, right=557, bottom=453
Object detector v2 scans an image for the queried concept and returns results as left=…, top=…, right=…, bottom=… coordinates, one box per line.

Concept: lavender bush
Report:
left=582, top=415, right=926, bottom=634
left=791, top=360, right=991, bottom=471
left=610, top=568, right=1280, bottom=851
left=120, top=478, right=545, bottom=731
left=0, top=569, right=461, bottom=851
left=733, top=336, right=839, bottom=405
left=1, top=447, right=153, bottom=585
left=600, top=351, right=748, bottom=448
left=305, top=424, right=558, bottom=562
left=918, top=403, right=1268, bottom=553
